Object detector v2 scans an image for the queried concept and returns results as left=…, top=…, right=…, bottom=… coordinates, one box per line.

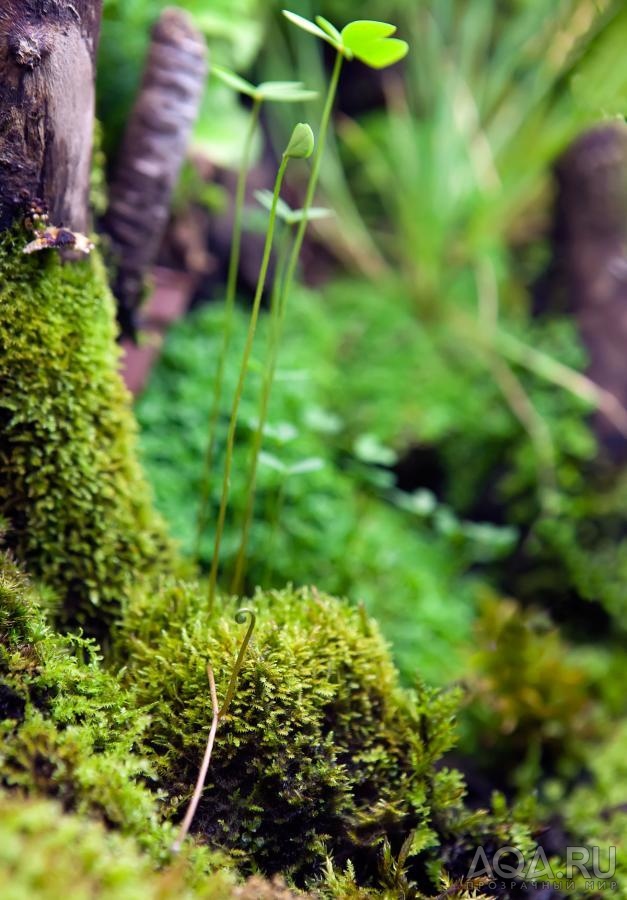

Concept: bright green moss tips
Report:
left=0, top=791, right=241, bottom=900
left=0, top=552, right=159, bottom=838
left=0, top=229, right=173, bottom=635
left=118, top=583, right=463, bottom=887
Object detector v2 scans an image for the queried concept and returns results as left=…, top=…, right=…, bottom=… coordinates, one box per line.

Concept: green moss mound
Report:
left=0, top=230, right=172, bottom=633
left=120, top=583, right=475, bottom=886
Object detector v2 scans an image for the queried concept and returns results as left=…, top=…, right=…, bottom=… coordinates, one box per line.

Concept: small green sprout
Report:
left=195, top=69, right=318, bottom=560
left=282, top=12, right=409, bottom=69
left=284, top=122, right=315, bottom=159
left=230, top=13, right=410, bottom=588
left=207, top=125, right=315, bottom=609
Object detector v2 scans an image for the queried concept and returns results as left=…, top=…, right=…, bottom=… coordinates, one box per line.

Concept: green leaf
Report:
left=254, top=190, right=293, bottom=223
left=302, top=207, right=334, bottom=221
left=315, top=16, right=343, bottom=46
left=257, top=81, right=318, bottom=102
left=353, top=433, right=397, bottom=466
left=287, top=458, right=326, bottom=476
left=287, top=206, right=334, bottom=225
left=259, top=452, right=287, bottom=474
left=284, top=122, right=315, bottom=159
left=212, top=65, right=257, bottom=98
left=355, top=37, right=408, bottom=69
left=341, top=20, right=409, bottom=69
left=282, top=10, right=330, bottom=42
left=341, top=20, right=397, bottom=45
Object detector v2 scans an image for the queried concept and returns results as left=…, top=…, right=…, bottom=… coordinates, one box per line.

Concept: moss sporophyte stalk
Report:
left=218, top=13, right=410, bottom=595
left=206, top=123, right=314, bottom=610
left=194, top=70, right=318, bottom=562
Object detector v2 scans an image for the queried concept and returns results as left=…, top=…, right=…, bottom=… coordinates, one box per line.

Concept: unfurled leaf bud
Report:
left=284, top=123, right=315, bottom=159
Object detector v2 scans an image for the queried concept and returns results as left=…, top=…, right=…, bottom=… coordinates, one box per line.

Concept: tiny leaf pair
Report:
left=254, top=190, right=333, bottom=226
left=283, top=11, right=409, bottom=69
left=213, top=65, right=318, bottom=103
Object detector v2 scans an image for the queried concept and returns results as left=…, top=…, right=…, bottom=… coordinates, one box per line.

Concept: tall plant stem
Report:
left=229, top=52, right=344, bottom=588
left=282, top=52, right=343, bottom=300
left=230, top=228, right=292, bottom=594
left=194, top=98, right=262, bottom=561
left=207, top=156, right=290, bottom=611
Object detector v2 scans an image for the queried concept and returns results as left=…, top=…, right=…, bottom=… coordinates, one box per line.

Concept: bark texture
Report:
left=104, top=8, right=207, bottom=338
left=554, top=122, right=627, bottom=459
left=0, top=0, right=102, bottom=233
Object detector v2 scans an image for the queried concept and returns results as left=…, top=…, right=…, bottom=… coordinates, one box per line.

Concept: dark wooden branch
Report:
left=553, top=122, right=627, bottom=459
left=103, top=8, right=207, bottom=339
left=0, top=0, right=102, bottom=233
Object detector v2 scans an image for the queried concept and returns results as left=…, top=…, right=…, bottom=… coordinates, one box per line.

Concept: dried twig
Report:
left=170, top=608, right=257, bottom=853
left=171, top=664, right=219, bottom=853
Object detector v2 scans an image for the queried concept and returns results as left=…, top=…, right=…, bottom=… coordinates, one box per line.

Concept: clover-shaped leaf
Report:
left=213, top=65, right=318, bottom=103
left=282, top=11, right=408, bottom=69
left=341, top=20, right=409, bottom=69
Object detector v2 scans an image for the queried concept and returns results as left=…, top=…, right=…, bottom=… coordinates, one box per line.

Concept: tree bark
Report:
left=103, top=8, right=207, bottom=338
left=553, top=123, right=627, bottom=459
left=0, top=0, right=102, bottom=234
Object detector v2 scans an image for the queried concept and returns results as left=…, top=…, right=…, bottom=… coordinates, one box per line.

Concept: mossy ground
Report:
left=0, top=232, right=623, bottom=898
left=0, top=230, right=173, bottom=634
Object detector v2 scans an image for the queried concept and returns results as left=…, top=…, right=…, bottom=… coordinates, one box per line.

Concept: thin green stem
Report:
left=230, top=227, right=293, bottom=595
left=219, top=608, right=257, bottom=717
left=228, top=52, right=344, bottom=589
left=282, top=52, right=343, bottom=302
left=207, top=156, right=290, bottom=611
left=194, top=98, right=262, bottom=562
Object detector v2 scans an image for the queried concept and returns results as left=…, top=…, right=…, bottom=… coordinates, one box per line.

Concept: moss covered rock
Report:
left=119, top=583, right=473, bottom=887
left=0, top=229, right=172, bottom=633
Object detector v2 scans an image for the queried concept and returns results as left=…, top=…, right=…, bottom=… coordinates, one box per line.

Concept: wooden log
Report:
left=103, top=8, right=207, bottom=338
left=0, top=0, right=102, bottom=233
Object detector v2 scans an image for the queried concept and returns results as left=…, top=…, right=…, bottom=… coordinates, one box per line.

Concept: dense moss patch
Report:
left=0, top=550, right=160, bottom=839
left=0, top=230, right=173, bottom=634
left=120, top=582, right=515, bottom=889
left=0, top=790, right=241, bottom=900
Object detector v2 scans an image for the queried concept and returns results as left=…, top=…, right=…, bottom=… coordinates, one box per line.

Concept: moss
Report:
left=0, top=790, right=239, bottom=900
left=0, top=549, right=162, bottom=842
left=118, top=582, right=534, bottom=891
left=562, top=721, right=627, bottom=899
left=0, top=228, right=173, bottom=634
left=461, top=596, right=599, bottom=792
